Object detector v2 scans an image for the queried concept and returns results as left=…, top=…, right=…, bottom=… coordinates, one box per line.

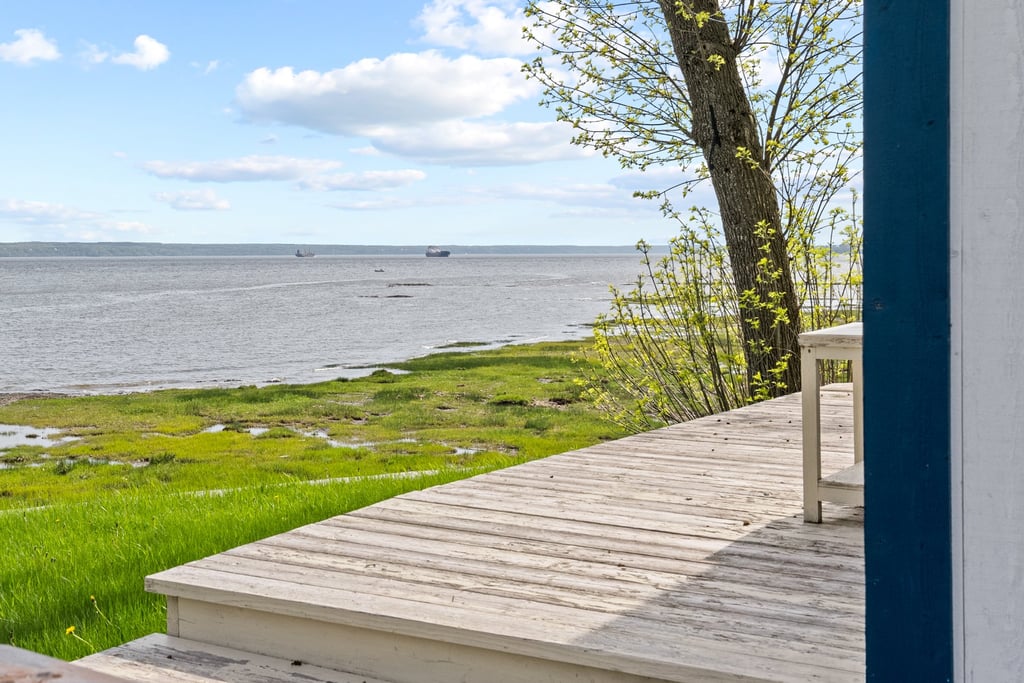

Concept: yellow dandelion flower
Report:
left=65, top=625, right=75, bottom=635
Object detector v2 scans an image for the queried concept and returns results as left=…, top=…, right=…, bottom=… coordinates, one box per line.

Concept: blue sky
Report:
left=0, top=0, right=687, bottom=245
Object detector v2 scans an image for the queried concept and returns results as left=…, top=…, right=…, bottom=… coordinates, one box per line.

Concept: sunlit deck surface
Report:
left=84, top=387, right=864, bottom=682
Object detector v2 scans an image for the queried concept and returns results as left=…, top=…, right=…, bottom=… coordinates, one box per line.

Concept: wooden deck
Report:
left=82, top=388, right=865, bottom=682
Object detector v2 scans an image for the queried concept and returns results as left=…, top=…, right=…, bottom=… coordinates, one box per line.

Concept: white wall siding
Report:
left=952, top=2, right=1024, bottom=679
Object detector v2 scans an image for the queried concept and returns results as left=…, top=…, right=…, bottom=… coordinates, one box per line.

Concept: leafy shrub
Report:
left=579, top=203, right=861, bottom=432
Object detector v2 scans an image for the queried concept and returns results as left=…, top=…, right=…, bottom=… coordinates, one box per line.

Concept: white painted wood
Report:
left=951, top=1, right=1024, bottom=680
left=820, top=461, right=864, bottom=491
left=802, top=342, right=823, bottom=522
left=817, top=461, right=864, bottom=514
left=799, top=324, right=864, bottom=521
left=173, top=599, right=743, bottom=683
left=165, top=595, right=179, bottom=637
left=144, top=392, right=863, bottom=682
left=796, top=322, right=862, bottom=347
left=76, top=634, right=391, bottom=683
left=852, top=360, right=863, bottom=463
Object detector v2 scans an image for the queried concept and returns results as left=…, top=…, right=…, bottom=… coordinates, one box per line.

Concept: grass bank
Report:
left=0, top=339, right=624, bottom=659
left=1, top=472, right=481, bottom=660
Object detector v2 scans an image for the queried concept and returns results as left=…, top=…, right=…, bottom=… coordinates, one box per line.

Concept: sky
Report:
left=0, top=0, right=694, bottom=246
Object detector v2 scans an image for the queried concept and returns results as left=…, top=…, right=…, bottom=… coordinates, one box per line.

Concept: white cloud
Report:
left=233, top=49, right=593, bottom=166
left=741, top=44, right=784, bottom=91
left=153, top=189, right=231, bottom=211
left=483, top=181, right=619, bottom=203
left=368, top=120, right=592, bottom=165
left=325, top=175, right=639, bottom=213
left=61, top=220, right=154, bottom=240
left=0, top=29, right=61, bottom=65
left=80, top=42, right=109, bottom=65
left=609, top=166, right=700, bottom=190
left=0, top=198, right=153, bottom=239
left=188, top=59, right=219, bottom=74
left=300, top=169, right=427, bottom=192
left=141, top=155, right=342, bottom=182
left=609, top=165, right=726, bottom=207
left=0, top=199, right=98, bottom=224
left=111, top=35, right=170, bottom=70
left=235, top=52, right=537, bottom=135
left=106, top=220, right=153, bottom=234
left=416, top=0, right=532, bottom=55
left=464, top=179, right=661, bottom=215
left=324, top=177, right=656, bottom=217
left=328, top=197, right=446, bottom=212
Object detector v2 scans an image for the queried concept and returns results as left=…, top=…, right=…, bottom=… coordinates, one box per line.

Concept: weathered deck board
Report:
left=146, top=389, right=864, bottom=682
left=0, top=644, right=131, bottom=683
left=76, top=634, right=397, bottom=682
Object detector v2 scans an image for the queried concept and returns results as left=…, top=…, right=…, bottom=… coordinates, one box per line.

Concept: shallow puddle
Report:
left=203, top=424, right=269, bottom=436
left=0, top=424, right=79, bottom=450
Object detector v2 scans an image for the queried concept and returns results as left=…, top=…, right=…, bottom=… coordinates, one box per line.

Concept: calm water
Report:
left=0, top=255, right=644, bottom=395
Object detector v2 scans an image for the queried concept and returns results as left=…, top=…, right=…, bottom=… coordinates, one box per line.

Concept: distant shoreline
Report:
left=0, top=242, right=667, bottom=258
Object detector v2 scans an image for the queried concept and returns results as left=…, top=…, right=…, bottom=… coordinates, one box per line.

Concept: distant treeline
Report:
left=0, top=242, right=665, bottom=258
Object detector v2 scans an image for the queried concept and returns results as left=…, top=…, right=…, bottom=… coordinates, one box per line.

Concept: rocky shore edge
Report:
left=0, top=393, right=70, bottom=408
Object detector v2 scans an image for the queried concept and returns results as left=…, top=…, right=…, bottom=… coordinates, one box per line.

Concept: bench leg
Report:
left=802, top=349, right=822, bottom=523
left=852, top=358, right=864, bottom=464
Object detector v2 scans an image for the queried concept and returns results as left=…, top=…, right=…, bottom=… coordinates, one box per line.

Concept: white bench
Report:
left=799, top=322, right=863, bottom=522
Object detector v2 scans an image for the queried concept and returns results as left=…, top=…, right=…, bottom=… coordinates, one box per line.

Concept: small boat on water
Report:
left=295, top=249, right=315, bottom=257
left=426, top=245, right=450, bottom=257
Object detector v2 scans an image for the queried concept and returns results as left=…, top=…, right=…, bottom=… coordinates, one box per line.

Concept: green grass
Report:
left=0, top=470, right=488, bottom=660
left=0, top=339, right=625, bottom=659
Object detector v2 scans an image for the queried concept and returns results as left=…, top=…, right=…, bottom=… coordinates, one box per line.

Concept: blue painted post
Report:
left=863, top=0, right=953, bottom=679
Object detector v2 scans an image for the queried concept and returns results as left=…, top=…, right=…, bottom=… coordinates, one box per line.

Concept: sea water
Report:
left=0, top=254, right=645, bottom=394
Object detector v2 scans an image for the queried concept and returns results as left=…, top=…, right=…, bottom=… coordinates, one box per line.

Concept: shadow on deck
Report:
left=74, top=389, right=864, bottom=683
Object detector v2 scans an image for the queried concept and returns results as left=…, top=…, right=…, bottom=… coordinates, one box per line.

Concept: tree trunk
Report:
left=658, top=0, right=802, bottom=395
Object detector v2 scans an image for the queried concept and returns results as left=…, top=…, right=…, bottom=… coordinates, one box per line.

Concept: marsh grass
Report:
left=0, top=340, right=624, bottom=659
left=0, top=341, right=621, bottom=510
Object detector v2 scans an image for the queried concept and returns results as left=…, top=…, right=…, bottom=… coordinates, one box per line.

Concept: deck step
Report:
left=75, top=633, right=396, bottom=683
left=135, top=391, right=864, bottom=682
left=1, top=644, right=131, bottom=683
